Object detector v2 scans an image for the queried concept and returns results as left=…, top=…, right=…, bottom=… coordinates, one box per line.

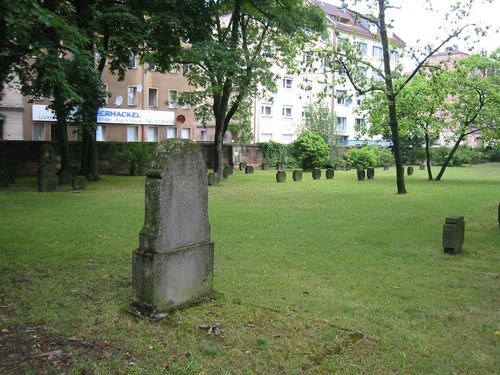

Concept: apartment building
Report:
left=0, top=54, right=198, bottom=142
left=252, top=0, right=404, bottom=145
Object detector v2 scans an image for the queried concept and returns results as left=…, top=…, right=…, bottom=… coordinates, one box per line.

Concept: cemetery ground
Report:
left=0, top=163, right=499, bottom=375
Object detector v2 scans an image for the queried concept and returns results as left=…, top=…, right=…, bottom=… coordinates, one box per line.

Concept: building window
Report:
left=261, top=103, right=272, bottom=116
left=169, top=64, right=178, bottom=74
left=356, top=95, right=364, bottom=106
left=355, top=118, right=366, bottom=131
left=336, top=90, right=346, bottom=105
left=356, top=42, right=368, bottom=56
left=282, top=105, right=292, bottom=118
left=129, top=52, right=137, bottom=69
left=168, top=90, right=177, bottom=108
left=261, top=133, right=272, bottom=142
left=127, top=126, right=138, bottom=142
left=147, top=127, right=159, bottom=142
left=282, top=134, right=293, bottom=143
left=301, top=106, right=308, bottom=119
left=182, top=64, right=190, bottom=76
left=181, top=128, right=190, bottom=139
left=391, top=51, right=400, bottom=63
left=372, top=46, right=383, bottom=59
left=336, top=117, right=347, bottom=133
left=127, top=86, right=138, bottom=106
left=33, top=123, right=44, bottom=140
left=166, top=127, right=176, bottom=138
left=148, top=88, right=158, bottom=107
left=303, top=51, right=312, bottom=64
left=149, top=63, right=157, bottom=71
left=282, top=76, right=293, bottom=89
left=180, top=93, right=190, bottom=109
left=96, top=125, right=106, bottom=141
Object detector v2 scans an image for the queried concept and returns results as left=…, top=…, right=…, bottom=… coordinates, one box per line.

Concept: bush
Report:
left=108, top=142, right=154, bottom=175
left=429, top=146, right=450, bottom=166
left=485, top=143, right=500, bottom=162
left=449, top=146, right=474, bottom=166
left=259, top=141, right=299, bottom=168
left=371, top=146, right=394, bottom=166
left=344, top=147, right=377, bottom=169
left=430, top=145, right=478, bottom=166
left=292, top=131, right=330, bottom=170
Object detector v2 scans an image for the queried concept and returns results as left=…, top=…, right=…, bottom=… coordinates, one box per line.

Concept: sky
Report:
left=321, top=0, right=499, bottom=63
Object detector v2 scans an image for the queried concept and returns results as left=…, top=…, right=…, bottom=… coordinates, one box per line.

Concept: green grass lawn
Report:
left=1, top=164, right=499, bottom=374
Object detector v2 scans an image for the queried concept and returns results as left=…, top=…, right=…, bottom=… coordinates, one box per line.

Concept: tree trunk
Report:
left=81, top=126, right=99, bottom=181
left=424, top=131, right=433, bottom=180
left=435, top=133, right=465, bottom=181
left=213, top=127, right=224, bottom=179
left=56, top=117, right=70, bottom=174
left=378, top=0, right=406, bottom=194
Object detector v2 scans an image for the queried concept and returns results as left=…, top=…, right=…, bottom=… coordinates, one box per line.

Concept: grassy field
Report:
left=0, top=163, right=499, bottom=374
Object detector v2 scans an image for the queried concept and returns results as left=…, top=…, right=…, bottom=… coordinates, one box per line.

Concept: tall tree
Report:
left=332, top=0, right=482, bottom=194
left=175, top=0, right=325, bottom=178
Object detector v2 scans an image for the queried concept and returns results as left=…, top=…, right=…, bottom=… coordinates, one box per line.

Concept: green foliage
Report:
left=430, top=146, right=477, bottom=166
left=259, top=141, right=298, bottom=168
left=302, top=101, right=338, bottom=145
left=344, top=147, right=377, bottom=169
left=485, top=143, right=500, bottom=161
left=108, top=142, right=154, bottom=176
left=370, top=146, right=394, bottom=166
left=292, top=131, right=330, bottom=170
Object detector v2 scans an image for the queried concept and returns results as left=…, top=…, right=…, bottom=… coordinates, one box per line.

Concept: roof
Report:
left=309, top=0, right=405, bottom=47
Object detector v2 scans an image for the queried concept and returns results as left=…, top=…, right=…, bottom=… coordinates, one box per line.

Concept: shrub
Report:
left=371, top=146, right=394, bottom=166
left=108, top=142, right=154, bottom=175
left=292, top=131, right=330, bottom=170
left=344, top=147, right=377, bottom=169
left=430, top=146, right=450, bottom=166
left=449, top=146, right=474, bottom=166
left=259, top=141, right=299, bottom=168
left=485, top=143, right=500, bottom=162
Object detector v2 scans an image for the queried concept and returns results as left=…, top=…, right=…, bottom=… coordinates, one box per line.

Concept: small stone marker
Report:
left=312, top=168, right=321, bottom=180
left=276, top=161, right=284, bottom=170
left=292, top=170, right=302, bottom=181
left=345, top=163, right=352, bottom=171
left=261, top=162, right=269, bottom=170
left=367, top=168, right=374, bottom=180
left=72, top=175, right=87, bottom=190
left=334, top=162, right=342, bottom=171
left=419, top=163, right=425, bottom=170
left=357, top=169, right=365, bottom=181
left=383, top=164, right=389, bottom=171
left=276, top=170, right=286, bottom=183
left=407, top=166, right=414, bottom=176
left=208, top=172, right=219, bottom=186
left=38, top=144, right=59, bottom=192
left=245, top=165, right=254, bottom=174
left=222, top=167, right=229, bottom=179
left=326, top=168, right=334, bottom=179
left=239, top=162, right=246, bottom=171
left=442, top=216, right=465, bottom=253
left=59, top=169, right=74, bottom=185
left=132, top=139, right=214, bottom=312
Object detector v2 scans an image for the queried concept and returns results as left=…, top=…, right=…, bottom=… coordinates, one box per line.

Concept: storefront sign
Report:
left=32, top=105, right=175, bottom=126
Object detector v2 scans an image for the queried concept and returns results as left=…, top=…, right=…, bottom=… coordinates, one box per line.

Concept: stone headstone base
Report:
left=38, top=176, right=59, bottom=192
left=132, top=242, right=214, bottom=312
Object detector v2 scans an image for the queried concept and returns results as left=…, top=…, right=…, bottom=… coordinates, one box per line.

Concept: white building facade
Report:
left=252, top=0, right=404, bottom=146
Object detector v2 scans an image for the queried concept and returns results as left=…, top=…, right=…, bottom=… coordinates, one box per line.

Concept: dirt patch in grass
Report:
left=0, top=323, right=127, bottom=375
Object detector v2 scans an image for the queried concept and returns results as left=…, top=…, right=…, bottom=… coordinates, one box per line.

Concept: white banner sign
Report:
left=32, top=105, right=175, bottom=126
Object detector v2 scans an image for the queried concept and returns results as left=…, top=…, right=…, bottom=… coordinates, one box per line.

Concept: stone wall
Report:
left=0, top=140, right=266, bottom=176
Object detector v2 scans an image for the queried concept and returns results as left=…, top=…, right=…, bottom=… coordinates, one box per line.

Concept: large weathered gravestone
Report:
left=132, top=139, right=214, bottom=312
left=38, top=144, right=59, bottom=192
left=276, top=161, right=284, bottom=170
left=357, top=169, right=365, bottom=181
left=442, top=216, right=465, bottom=253
left=245, top=165, right=254, bottom=174
left=239, top=162, right=247, bottom=171
left=407, top=166, right=414, bottom=176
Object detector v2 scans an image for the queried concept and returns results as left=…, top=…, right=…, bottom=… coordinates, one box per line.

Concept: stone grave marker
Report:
left=38, top=144, right=59, bottom=192
left=345, top=163, right=352, bottom=171
left=276, top=161, right=284, bottom=170
left=208, top=172, right=219, bottom=186
left=383, top=164, right=389, bottom=171
left=367, top=168, right=374, bottom=180
left=442, top=216, right=465, bottom=253
left=239, top=162, right=247, bottom=171
left=261, top=162, right=269, bottom=170
left=276, top=170, right=286, bottom=183
left=72, top=175, right=87, bottom=190
left=407, top=166, right=414, bottom=176
left=419, top=163, right=425, bottom=170
left=357, top=169, right=366, bottom=181
left=132, top=139, right=214, bottom=312
left=326, top=168, right=334, bottom=179
left=312, top=168, right=321, bottom=180
left=222, top=167, right=229, bottom=179
left=227, top=165, right=234, bottom=175
left=245, top=165, right=254, bottom=174
left=292, top=170, right=302, bottom=181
